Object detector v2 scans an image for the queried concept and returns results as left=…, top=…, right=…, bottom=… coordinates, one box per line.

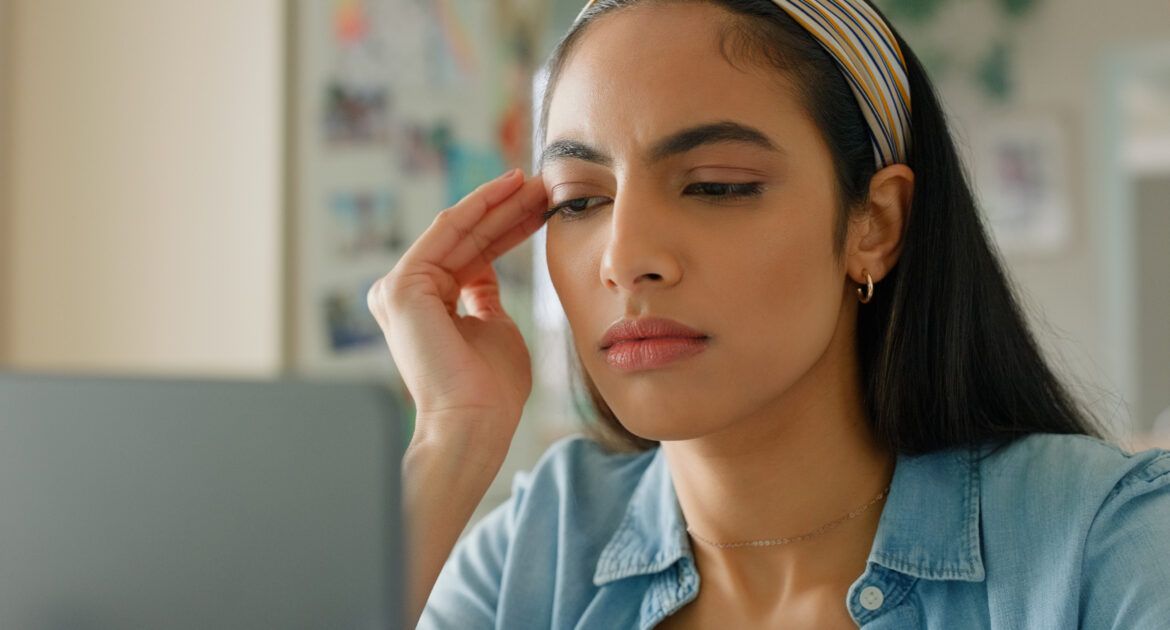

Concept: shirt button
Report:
left=859, top=585, right=885, bottom=610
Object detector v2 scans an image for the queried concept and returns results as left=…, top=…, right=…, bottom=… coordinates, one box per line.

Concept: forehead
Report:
left=545, top=2, right=808, bottom=151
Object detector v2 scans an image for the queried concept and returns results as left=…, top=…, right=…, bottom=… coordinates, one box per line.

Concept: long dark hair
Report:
left=538, top=0, right=1111, bottom=457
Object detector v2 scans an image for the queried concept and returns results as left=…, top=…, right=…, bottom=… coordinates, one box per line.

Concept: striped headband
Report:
left=574, top=0, right=912, bottom=168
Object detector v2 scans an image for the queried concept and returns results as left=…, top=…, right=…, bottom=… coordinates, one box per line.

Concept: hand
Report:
left=367, top=169, right=549, bottom=451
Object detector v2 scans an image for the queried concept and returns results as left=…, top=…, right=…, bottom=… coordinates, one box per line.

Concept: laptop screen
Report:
left=0, top=371, right=405, bottom=630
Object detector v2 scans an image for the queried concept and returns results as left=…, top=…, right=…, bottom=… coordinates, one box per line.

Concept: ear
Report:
left=846, top=164, right=914, bottom=285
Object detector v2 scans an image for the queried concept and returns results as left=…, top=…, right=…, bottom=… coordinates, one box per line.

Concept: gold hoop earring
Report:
left=857, top=271, right=874, bottom=304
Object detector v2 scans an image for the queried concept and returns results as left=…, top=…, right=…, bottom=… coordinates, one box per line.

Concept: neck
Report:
left=661, top=303, right=895, bottom=604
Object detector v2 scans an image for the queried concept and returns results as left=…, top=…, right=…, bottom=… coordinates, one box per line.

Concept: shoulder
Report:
left=979, top=432, right=1170, bottom=495
left=419, top=436, right=659, bottom=628
left=977, top=433, right=1170, bottom=542
left=978, top=436, right=1170, bottom=627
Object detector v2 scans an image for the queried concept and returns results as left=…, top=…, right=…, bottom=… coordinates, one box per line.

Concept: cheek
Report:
left=704, top=221, right=844, bottom=382
left=544, top=230, right=595, bottom=342
left=720, top=235, right=842, bottom=381
left=739, top=253, right=841, bottom=351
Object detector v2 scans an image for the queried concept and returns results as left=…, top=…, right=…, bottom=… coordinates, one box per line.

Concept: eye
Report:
left=683, top=182, right=765, bottom=200
left=542, top=182, right=765, bottom=223
left=542, top=196, right=610, bottom=222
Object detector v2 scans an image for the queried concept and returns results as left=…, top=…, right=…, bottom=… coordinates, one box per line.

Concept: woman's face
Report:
left=542, top=3, right=855, bottom=441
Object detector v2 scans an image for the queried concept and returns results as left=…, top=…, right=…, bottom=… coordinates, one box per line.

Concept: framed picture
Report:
left=970, top=113, right=1074, bottom=257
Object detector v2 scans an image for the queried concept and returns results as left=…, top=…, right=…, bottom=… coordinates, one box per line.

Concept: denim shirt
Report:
left=418, top=432, right=1170, bottom=629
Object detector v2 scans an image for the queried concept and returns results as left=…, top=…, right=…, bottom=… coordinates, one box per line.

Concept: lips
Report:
left=599, top=316, right=709, bottom=351
left=603, top=337, right=709, bottom=372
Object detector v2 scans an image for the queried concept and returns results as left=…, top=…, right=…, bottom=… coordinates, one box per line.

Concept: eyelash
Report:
left=542, top=182, right=765, bottom=222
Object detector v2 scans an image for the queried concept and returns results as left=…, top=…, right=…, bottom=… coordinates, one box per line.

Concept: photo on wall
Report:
left=323, top=81, right=392, bottom=146
left=396, top=120, right=451, bottom=175
left=321, top=277, right=385, bottom=354
left=325, top=189, right=406, bottom=260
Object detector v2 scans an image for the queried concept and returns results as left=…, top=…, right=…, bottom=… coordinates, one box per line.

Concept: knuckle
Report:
left=381, top=273, right=421, bottom=309
left=366, top=279, right=386, bottom=315
left=469, top=228, right=492, bottom=252
left=478, top=245, right=500, bottom=267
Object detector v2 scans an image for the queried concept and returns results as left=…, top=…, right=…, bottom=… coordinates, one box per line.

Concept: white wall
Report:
left=1, top=0, right=284, bottom=377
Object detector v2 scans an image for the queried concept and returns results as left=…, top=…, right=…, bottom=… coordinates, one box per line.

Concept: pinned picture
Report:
left=424, top=0, right=480, bottom=88
left=333, top=0, right=372, bottom=46
left=322, top=278, right=384, bottom=353
left=323, top=81, right=391, bottom=145
left=326, top=190, right=405, bottom=259
left=397, top=120, right=451, bottom=175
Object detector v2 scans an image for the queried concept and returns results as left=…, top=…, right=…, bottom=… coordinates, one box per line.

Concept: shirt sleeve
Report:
left=415, top=468, right=532, bottom=630
left=1079, top=449, right=1170, bottom=629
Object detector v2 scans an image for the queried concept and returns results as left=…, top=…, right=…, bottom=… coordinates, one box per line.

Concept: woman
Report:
left=368, top=0, right=1170, bottom=628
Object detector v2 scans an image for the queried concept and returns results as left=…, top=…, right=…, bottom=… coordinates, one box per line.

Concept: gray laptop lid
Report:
left=0, top=371, right=405, bottom=630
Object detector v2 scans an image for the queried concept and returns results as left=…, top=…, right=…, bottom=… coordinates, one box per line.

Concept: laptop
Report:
left=0, top=371, right=406, bottom=630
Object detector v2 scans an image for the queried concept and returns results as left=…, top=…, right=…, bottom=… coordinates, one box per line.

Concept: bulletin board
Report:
left=286, top=0, right=548, bottom=387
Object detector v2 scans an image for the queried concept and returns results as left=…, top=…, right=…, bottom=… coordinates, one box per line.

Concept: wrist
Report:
left=403, top=431, right=510, bottom=483
left=406, top=413, right=515, bottom=467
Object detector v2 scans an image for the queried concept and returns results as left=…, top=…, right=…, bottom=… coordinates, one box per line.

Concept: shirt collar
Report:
left=592, top=445, right=690, bottom=586
left=593, top=442, right=986, bottom=587
left=868, top=443, right=986, bottom=581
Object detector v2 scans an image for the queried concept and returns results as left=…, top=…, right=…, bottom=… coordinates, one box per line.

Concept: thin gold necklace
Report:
left=685, top=484, right=891, bottom=549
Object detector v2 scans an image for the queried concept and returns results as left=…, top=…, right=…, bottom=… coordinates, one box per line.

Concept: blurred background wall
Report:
left=0, top=0, right=10, bottom=363
left=0, top=0, right=1167, bottom=530
left=0, top=0, right=285, bottom=377
left=901, top=0, right=1170, bottom=443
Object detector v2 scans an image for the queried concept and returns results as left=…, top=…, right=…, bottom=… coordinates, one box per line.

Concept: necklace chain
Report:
left=685, top=484, right=891, bottom=549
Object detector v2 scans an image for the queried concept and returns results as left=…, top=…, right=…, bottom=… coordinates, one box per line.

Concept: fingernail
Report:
left=497, top=168, right=521, bottom=181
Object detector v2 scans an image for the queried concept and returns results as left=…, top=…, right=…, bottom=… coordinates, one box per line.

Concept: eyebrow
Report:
left=539, top=121, right=783, bottom=169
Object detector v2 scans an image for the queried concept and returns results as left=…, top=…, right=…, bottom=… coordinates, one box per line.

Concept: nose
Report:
left=598, top=184, right=683, bottom=294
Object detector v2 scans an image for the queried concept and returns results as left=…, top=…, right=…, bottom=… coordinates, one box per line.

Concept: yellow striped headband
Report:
left=574, top=0, right=912, bottom=168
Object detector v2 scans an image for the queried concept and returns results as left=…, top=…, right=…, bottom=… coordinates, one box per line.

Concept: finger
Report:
left=369, top=258, right=462, bottom=322
left=452, top=200, right=549, bottom=287
left=459, top=263, right=506, bottom=320
left=396, top=168, right=525, bottom=267
left=440, top=173, right=547, bottom=274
